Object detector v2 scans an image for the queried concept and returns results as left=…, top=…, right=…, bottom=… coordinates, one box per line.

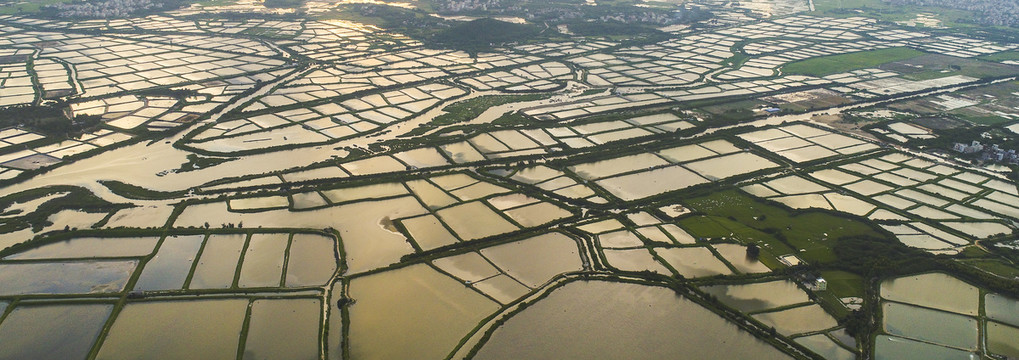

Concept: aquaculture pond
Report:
left=0, top=261, right=137, bottom=296
left=347, top=264, right=500, bottom=360
left=879, top=272, right=979, bottom=315
left=874, top=335, right=977, bottom=360
left=96, top=299, right=249, bottom=359
left=2, top=6, right=1019, bottom=360
left=0, top=303, right=113, bottom=359
left=242, top=298, right=322, bottom=359
left=794, top=334, right=855, bottom=360
left=987, top=321, right=1019, bottom=358
left=474, top=280, right=792, bottom=359
left=701, top=280, right=809, bottom=312
left=881, top=302, right=978, bottom=350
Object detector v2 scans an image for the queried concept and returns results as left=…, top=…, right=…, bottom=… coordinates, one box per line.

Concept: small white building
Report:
left=813, top=277, right=828, bottom=291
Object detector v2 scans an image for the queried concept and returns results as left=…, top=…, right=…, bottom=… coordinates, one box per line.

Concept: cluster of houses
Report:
left=46, top=0, right=163, bottom=18
left=885, top=0, right=1019, bottom=27
left=953, top=140, right=1019, bottom=163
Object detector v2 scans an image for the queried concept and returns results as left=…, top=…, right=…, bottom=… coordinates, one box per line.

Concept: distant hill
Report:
left=566, top=20, right=665, bottom=37
left=430, top=18, right=542, bottom=55
left=263, top=0, right=305, bottom=9
left=884, top=0, right=1019, bottom=27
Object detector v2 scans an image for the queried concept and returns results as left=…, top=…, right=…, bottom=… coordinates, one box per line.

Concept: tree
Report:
left=746, top=243, right=760, bottom=259
left=841, top=310, right=869, bottom=337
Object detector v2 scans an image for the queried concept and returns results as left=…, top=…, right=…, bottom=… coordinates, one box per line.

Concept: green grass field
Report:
left=0, top=0, right=68, bottom=14
left=951, top=112, right=1013, bottom=125
left=819, top=270, right=865, bottom=298
left=981, top=51, right=1019, bottom=62
left=960, top=259, right=1019, bottom=278
left=195, top=0, right=238, bottom=5
left=431, top=94, right=549, bottom=126
left=812, top=0, right=979, bottom=27
left=901, top=69, right=960, bottom=81
left=681, top=190, right=887, bottom=264
left=812, top=0, right=884, bottom=12
left=782, top=48, right=926, bottom=77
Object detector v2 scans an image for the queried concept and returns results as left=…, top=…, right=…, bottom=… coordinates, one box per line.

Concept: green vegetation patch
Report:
left=432, top=18, right=542, bottom=54
left=404, top=94, right=548, bottom=137
left=950, top=109, right=1014, bottom=125
left=565, top=21, right=665, bottom=37
left=782, top=47, right=925, bottom=77
left=981, top=51, right=1019, bottom=62
left=681, top=190, right=887, bottom=264
left=178, top=154, right=235, bottom=173
left=433, top=94, right=548, bottom=125
left=324, top=4, right=450, bottom=43
left=811, top=0, right=980, bottom=28
left=100, top=180, right=188, bottom=201
left=694, top=99, right=765, bottom=123
left=959, top=259, right=1019, bottom=278
left=677, top=216, right=739, bottom=240
left=0, top=186, right=129, bottom=233
left=0, top=0, right=68, bottom=15
left=911, top=125, right=1019, bottom=154
left=887, top=54, right=1019, bottom=81
left=0, top=104, right=101, bottom=138
left=195, top=0, right=238, bottom=5
left=263, top=0, right=305, bottom=8
left=812, top=0, right=884, bottom=12
left=831, top=236, right=937, bottom=277
left=819, top=270, right=865, bottom=298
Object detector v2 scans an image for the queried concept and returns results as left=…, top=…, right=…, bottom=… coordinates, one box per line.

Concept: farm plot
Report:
left=3, top=33, right=287, bottom=97
left=803, top=152, right=1019, bottom=250
left=563, top=139, right=777, bottom=201
left=739, top=123, right=879, bottom=163
left=872, top=273, right=1019, bottom=359
left=459, top=62, right=572, bottom=91
left=579, top=213, right=772, bottom=276
left=179, top=173, right=575, bottom=273
left=187, top=83, right=466, bottom=153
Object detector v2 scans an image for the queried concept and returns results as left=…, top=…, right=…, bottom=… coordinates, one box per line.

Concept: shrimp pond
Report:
left=2, top=5, right=1019, bottom=360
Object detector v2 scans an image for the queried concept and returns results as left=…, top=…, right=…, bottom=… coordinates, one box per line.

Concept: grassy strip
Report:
left=401, top=94, right=552, bottom=138
left=981, top=51, right=1019, bottom=62
left=680, top=190, right=887, bottom=265
left=782, top=47, right=926, bottom=77
left=958, top=259, right=1019, bottom=278
left=0, top=185, right=129, bottom=233
left=99, top=180, right=188, bottom=200
left=434, top=94, right=549, bottom=125
left=812, top=0, right=980, bottom=29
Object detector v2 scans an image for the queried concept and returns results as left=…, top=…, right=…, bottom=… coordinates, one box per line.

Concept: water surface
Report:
left=0, top=303, right=113, bottom=360
left=0, top=260, right=137, bottom=296
left=475, top=280, right=792, bottom=360
left=347, top=264, right=499, bottom=360
left=97, top=299, right=248, bottom=360
left=243, top=299, right=321, bottom=360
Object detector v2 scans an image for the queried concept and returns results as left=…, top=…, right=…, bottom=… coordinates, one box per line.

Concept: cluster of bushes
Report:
left=264, top=0, right=305, bottom=8
left=0, top=186, right=130, bottom=234
left=430, top=18, right=541, bottom=55
left=0, top=104, right=101, bottom=138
